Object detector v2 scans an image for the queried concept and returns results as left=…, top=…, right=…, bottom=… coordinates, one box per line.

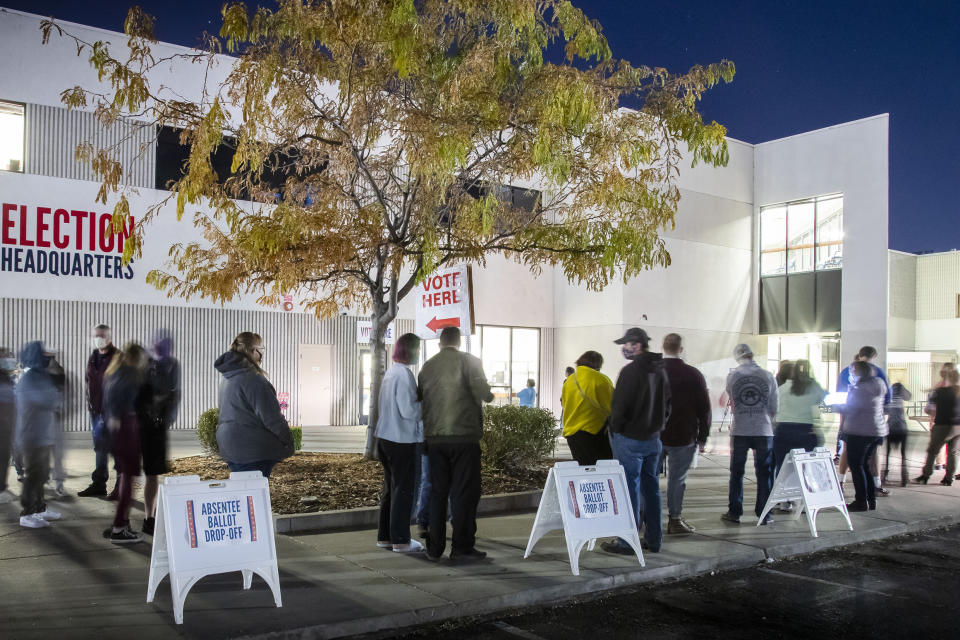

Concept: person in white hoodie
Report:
left=374, top=333, right=425, bottom=553
left=838, top=360, right=888, bottom=511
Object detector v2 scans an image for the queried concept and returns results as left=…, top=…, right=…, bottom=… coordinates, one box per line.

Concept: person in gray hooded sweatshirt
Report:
left=722, top=343, right=778, bottom=525
left=15, top=342, right=62, bottom=528
left=215, top=332, right=294, bottom=477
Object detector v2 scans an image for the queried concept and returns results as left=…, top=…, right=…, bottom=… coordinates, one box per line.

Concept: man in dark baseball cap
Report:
left=614, top=327, right=650, bottom=346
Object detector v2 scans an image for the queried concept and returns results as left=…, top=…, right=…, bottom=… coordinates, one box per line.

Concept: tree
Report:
left=43, top=0, right=734, bottom=456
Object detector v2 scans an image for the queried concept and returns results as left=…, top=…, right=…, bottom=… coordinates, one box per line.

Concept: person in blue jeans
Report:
left=601, top=327, right=671, bottom=554
left=722, top=344, right=778, bottom=525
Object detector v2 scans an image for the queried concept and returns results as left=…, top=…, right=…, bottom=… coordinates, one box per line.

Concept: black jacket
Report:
left=609, top=352, right=671, bottom=441
left=661, top=358, right=711, bottom=447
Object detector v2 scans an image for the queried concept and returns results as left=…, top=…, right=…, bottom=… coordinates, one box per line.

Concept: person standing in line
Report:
left=0, top=348, right=16, bottom=504
left=660, top=334, right=711, bottom=535
left=45, top=352, right=67, bottom=498
left=722, top=343, right=777, bottom=525
left=775, top=361, right=794, bottom=387
left=561, top=350, right=614, bottom=465
left=773, top=359, right=826, bottom=476
left=139, top=332, right=181, bottom=536
left=836, top=346, right=891, bottom=495
left=837, top=360, right=888, bottom=511
left=517, top=379, right=537, bottom=407
left=914, top=364, right=960, bottom=486
left=78, top=324, right=119, bottom=498
left=15, top=342, right=62, bottom=528
left=375, top=333, right=425, bottom=553
left=601, top=327, right=671, bottom=555
left=884, top=382, right=912, bottom=487
left=215, top=332, right=295, bottom=478
left=418, top=326, right=493, bottom=563
left=103, top=343, right=150, bottom=543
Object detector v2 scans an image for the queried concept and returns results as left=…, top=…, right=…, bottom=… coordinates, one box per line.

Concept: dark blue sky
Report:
left=6, top=0, right=959, bottom=253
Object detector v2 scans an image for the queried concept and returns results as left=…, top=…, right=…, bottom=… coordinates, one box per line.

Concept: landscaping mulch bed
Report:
left=168, top=452, right=552, bottom=515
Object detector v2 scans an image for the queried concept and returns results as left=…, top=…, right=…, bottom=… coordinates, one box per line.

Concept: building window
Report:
left=0, top=101, right=25, bottom=173
left=760, top=195, right=843, bottom=276
left=421, top=324, right=540, bottom=406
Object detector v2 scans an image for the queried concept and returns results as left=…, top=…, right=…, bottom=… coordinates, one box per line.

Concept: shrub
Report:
left=481, top=405, right=556, bottom=471
left=196, top=408, right=220, bottom=454
left=290, top=426, right=303, bottom=452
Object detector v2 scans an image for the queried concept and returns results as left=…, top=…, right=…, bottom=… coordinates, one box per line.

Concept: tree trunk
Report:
left=363, top=305, right=392, bottom=459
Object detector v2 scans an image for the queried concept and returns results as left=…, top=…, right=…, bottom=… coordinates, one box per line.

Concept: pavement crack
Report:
left=489, top=620, right=550, bottom=640
left=757, top=566, right=911, bottom=599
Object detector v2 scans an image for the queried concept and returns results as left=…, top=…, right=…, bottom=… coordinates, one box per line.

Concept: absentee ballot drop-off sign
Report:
left=569, top=478, right=619, bottom=519
left=414, top=264, right=474, bottom=339
left=186, top=496, right=258, bottom=546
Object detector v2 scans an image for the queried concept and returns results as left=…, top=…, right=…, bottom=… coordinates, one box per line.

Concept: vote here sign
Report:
left=414, top=264, right=473, bottom=339
left=568, top=478, right=619, bottom=519
left=186, top=496, right=259, bottom=547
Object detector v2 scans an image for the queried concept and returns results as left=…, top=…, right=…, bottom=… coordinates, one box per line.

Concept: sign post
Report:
left=759, top=447, right=852, bottom=537
left=414, top=264, right=474, bottom=339
left=147, top=472, right=282, bottom=624
left=524, top=460, right=644, bottom=576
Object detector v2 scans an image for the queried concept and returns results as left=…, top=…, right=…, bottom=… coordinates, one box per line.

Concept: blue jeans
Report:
left=91, top=413, right=111, bottom=486
left=773, top=422, right=819, bottom=477
left=611, top=432, right=662, bottom=550
left=415, top=446, right=430, bottom=527
left=846, top=435, right=883, bottom=505
left=662, top=443, right=697, bottom=518
left=728, top=435, right=774, bottom=519
left=227, top=460, right=277, bottom=478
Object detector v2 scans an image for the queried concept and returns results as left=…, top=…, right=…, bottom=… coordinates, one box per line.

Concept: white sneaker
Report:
left=0, top=489, right=15, bottom=504
left=20, top=514, right=50, bottom=528
left=37, top=510, right=62, bottom=521
left=392, top=539, right=425, bottom=553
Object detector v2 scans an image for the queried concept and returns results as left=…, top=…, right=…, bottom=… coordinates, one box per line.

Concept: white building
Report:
left=0, top=8, right=891, bottom=431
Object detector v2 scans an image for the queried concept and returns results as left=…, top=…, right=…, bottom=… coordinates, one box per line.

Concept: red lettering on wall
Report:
left=35, top=207, right=51, bottom=248
left=98, top=214, right=115, bottom=252
left=71, top=211, right=87, bottom=250
left=1, top=203, right=15, bottom=245
left=88, top=211, right=97, bottom=251
left=18, top=205, right=33, bottom=246
left=53, top=209, right=70, bottom=249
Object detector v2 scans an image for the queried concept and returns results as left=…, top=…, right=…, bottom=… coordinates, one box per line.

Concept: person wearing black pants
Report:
left=418, top=327, right=494, bottom=562
left=837, top=360, right=888, bottom=511
left=427, top=441, right=482, bottom=557
left=377, top=439, right=420, bottom=547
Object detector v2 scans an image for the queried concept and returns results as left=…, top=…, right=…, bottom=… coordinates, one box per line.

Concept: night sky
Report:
left=4, top=0, right=958, bottom=254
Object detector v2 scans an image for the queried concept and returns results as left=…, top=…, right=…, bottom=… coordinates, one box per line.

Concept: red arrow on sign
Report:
left=426, top=316, right=461, bottom=333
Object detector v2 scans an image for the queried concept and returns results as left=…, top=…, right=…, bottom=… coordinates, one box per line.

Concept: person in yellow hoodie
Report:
left=561, top=351, right=614, bottom=465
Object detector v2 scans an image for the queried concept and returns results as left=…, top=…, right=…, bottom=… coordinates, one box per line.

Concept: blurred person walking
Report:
left=103, top=343, right=149, bottom=543
left=418, top=326, right=493, bottom=562
left=45, top=352, right=67, bottom=497
left=78, top=324, right=119, bottom=498
left=884, top=382, right=912, bottom=487
left=774, top=359, right=826, bottom=475
left=215, top=332, right=294, bottom=478
left=375, top=333, right=425, bottom=553
left=15, top=342, right=62, bottom=528
left=0, top=348, right=17, bottom=504
left=660, top=334, right=711, bottom=535
left=914, top=364, right=960, bottom=486
left=838, top=360, right=888, bottom=511
left=722, top=343, right=777, bottom=526
left=561, top=350, right=614, bottom=466
left=139, top=332, right=181, bottom=536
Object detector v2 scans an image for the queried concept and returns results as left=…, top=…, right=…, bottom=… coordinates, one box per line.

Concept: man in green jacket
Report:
left=418, top=326, right=493, bottom=562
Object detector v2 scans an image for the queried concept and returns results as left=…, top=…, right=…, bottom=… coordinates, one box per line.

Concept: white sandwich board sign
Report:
left=524, top=460, right=644, bottom=576
left=759, top=447, right=852, bottom=537
left=147, top=472, right=282, bottom=624
left=414, top=264, right=474, bottom=339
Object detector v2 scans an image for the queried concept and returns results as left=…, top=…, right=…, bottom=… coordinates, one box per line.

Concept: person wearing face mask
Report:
left=0, top=348, right=17, bottom=504
left=14, top=342, right=62, bottom=528
left=138, top=331, right=181, bottom=536
left=78, top=324, right=120, bottom=498
left=214, top=332, right=294, bottom=478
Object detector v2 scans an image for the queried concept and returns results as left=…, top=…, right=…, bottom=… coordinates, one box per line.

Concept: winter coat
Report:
left=142, top=356, right=181, bottom=430
left=561, top=366, right=613, bottom=438
left=375, top=362, right=423, bottom=444
left=609, top=352, right=672, bottom=441
left=14, top=342, right=60, bottom=449
left=85, top=344, right=118, bottom=416
left=215, top=351, right=294, bottom=464
left=418, top=347, right=493, bottom=443
left=840, top=376, right=888, bottom=438
left=661, top=357, right=711, bottom=447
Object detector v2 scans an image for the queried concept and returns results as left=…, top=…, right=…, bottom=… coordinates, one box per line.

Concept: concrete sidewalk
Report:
left=2, top=433, right=960, bottom=640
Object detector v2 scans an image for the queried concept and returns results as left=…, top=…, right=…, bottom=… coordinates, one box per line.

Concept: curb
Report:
left=246, top=511, right=960, bottom=640
left=274, top=490, right=542, bottom=534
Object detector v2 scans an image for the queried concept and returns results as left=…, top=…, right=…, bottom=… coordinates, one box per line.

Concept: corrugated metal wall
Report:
left=539, top=328, right=557, bottom=416
left=25, top=104, right=155, bottom=188
left=0, top=297, right=413, bottom=431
